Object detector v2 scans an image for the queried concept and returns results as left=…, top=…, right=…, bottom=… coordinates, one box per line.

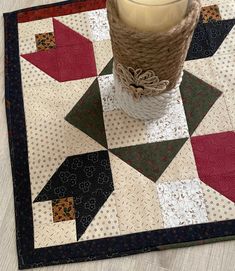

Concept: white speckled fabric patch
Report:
left=156, top=179, right=208, bottom=228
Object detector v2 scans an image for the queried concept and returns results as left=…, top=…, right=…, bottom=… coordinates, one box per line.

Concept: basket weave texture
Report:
left=107, top=0, right=201, bottom=96
left=114, top=69, right=183, bottom=120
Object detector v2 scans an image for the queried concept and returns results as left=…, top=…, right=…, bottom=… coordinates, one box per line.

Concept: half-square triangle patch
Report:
left=110, top=138, right=187, bottom=182
left=191, top=131, right=235, bottom=202
left=21, top=18, right=97, bottom=81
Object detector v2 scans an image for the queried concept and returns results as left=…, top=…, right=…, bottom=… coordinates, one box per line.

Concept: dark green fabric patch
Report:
left=180, top=71, right=222, bottom=135
left=110, top=138, right=187, bottom=182
left=100, top=58, right=113, bottom=76
left=65, top=79, right=108, bottom=148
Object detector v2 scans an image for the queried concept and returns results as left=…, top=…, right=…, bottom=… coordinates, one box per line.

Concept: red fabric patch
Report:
left=53, top=17, right=89, bottom=46
left=21, top=19, right=97, bottom=82
left=17, top=0, right=106, bottom=23
left=191, top=131, right=235, bottom=202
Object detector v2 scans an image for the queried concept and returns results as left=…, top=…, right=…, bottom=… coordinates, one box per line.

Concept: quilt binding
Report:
left=3, top=0, right=235, bottom=269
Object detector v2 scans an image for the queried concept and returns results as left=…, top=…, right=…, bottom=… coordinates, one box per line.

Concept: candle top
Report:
left=128, top=0, right=185, bottom=6
left=117, top=0, right=189, bottom=32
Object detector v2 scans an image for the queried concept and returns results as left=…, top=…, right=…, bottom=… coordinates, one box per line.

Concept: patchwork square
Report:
left=219, top=1, right=235, bottom=20
left=22, top=18, right=97, bottom=82
left=79, top=193, right=120, bottom=241
left=34, top=220, right=77, bottom=248
left=104, top=109, right=148, bottom=149
left=115, top=178, right=163, bottom=234
left=111, top=138, right=187, bottom=183
left=20, top=57, right=57, bottom=88
left=158, top=139, right=199, bottom=183
left=18, top=18, right=54, bottom=55
left=191, top=131, right=235, bottom=203
left=55, top=9, right=110, bottom=42
left=33, top=201, right=53, bottom=225
left=5, top=0, right=235, bottom=269
left=93, top=40, right=113, bottom=74
left=145, top=88, right=189, bottom=143
left=180, top=71, right=222, bottom=135
left=34, top=150, right=114, bottom=240
left=193, top=94, right=233, bottom=136
left=215, top=25, right=235, bottom=56
left=186, top=18, right=234, bottom=60
left=35, top=32, right=56, bottom=51
left=52, top=197, right=75, bottom=222
left=156, top=179, right=208, bottom=228
left=209, top=54, right=235, bottom=94
left=184, top=57, right=224, bottom=91
left=200, top=182, right=235, bottom=222
left=55, top=13, right=91, bottom=40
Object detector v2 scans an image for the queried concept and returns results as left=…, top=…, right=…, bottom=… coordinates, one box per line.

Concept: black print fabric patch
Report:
left=34, top=150, right=114, bottom=239
left=187, top=19, right=235, bottom=60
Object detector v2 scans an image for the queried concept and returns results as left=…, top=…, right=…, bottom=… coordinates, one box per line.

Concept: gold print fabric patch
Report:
left=201, top=5, right=222, bottom=23
left=52, top=197, right=75, bottom=222
left=35, top=32, right=56, bottom=51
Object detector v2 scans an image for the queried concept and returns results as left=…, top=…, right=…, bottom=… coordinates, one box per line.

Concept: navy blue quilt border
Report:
left=4, top=1, right=235, bottom=270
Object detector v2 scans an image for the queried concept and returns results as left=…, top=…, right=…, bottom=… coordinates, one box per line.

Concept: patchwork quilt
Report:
left=4, top=0, right=235, bottom=269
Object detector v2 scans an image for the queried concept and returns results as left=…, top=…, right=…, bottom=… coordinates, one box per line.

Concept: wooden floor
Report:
left=0, top=1, right=235, bottom=270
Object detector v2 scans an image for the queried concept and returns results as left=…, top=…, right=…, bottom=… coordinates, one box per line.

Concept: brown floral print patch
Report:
left=52, top=197, right=75, bottom=222
left=201, top=5, right=222, bottom=23
left=35, top=32, right=56, bottom=51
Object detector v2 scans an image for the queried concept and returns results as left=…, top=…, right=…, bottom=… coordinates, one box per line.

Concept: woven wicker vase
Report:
left=107, top=0, right=201, bottom=120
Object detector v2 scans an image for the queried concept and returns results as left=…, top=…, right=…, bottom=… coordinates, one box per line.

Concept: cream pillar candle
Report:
left=117, top=0, right=189, bottom=32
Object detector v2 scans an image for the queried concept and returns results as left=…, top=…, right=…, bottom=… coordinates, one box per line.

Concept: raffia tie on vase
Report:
left=115, top=63, right=170, bottom=99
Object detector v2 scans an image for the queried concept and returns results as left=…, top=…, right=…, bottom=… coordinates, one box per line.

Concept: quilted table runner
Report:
left=4, top=0, right=235, bottom=269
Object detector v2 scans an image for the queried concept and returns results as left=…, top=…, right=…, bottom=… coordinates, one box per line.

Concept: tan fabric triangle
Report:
left=94, top=40, right=113, bottom=75
left=193, top=95, right=233, bottom=136
left=109, top=152, right=163, bottom=234
left=158, top=139, right=198, bottom=183
left=200, top=182, right=235, bottom=221
left=79, top=192, right=120, bottom=241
